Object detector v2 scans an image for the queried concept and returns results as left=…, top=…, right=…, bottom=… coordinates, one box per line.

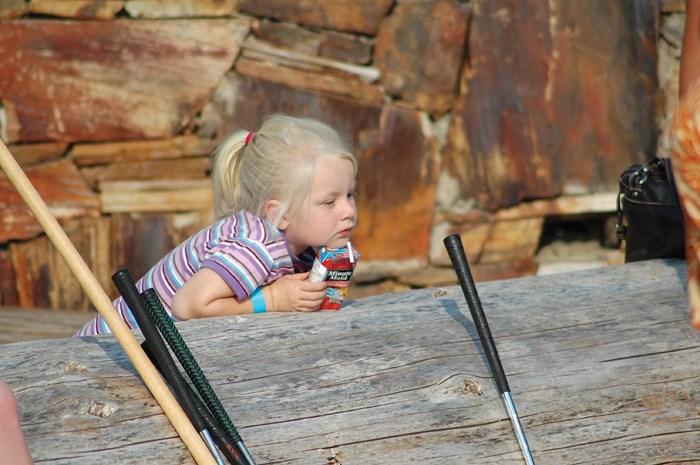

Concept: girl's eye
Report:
left=347, top=192, right=355, bottom=200
left=324, top=199, right=335, bottom=206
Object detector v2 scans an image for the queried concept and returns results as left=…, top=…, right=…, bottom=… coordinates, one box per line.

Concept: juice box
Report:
left=309, top=242, right=360, bottom=310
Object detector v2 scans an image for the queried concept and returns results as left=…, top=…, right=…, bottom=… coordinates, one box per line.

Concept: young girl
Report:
left=77, top=114, right=357, bottom=336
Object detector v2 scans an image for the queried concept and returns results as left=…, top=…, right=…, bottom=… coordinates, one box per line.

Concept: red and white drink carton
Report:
left=309, top=242, right=360, bottom=310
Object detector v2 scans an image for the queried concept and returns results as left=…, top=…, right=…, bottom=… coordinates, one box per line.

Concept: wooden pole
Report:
left=0, top=141, right=217, bottom=465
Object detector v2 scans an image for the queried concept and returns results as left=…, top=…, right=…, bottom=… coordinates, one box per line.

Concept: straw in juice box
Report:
left=309, top=241, right=360, bottom=310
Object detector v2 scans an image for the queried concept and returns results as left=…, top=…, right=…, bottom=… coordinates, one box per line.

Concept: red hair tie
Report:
left=245, top=131, right=255, bottom=146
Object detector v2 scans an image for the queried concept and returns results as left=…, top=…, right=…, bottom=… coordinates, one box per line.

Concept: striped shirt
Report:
left=76, top=210, right=313, bottom=336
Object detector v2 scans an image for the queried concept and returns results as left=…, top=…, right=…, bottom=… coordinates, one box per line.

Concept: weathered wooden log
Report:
left=1, top=259, right=697, bottom=464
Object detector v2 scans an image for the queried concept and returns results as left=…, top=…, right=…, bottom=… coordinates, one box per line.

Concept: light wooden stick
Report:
left=0, top=140, right=217, bottom=465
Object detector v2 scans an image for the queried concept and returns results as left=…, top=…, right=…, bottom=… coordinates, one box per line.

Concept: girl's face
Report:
left=280, top=155, right=356, bottom=255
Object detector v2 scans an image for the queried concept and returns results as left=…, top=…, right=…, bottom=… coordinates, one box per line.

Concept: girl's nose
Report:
left=342, top=198, right=356, bottom=220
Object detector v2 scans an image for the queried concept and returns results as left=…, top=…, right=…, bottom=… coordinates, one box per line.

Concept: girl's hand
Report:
left=266, top=272, right=328, bottom=312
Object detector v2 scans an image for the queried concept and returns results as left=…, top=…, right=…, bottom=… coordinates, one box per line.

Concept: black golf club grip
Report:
left=111, top=270, right=210, bottom=434
left=443, top=234, right=510, bottom=395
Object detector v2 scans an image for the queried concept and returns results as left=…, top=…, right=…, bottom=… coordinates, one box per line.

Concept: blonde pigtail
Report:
left=211, top=131, right=248, bottom=219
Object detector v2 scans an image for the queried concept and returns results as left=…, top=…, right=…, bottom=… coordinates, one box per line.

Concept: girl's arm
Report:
left=171, top=268, right=328, bottom=320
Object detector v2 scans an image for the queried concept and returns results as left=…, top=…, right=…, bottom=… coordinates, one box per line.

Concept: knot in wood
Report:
left=86, top=401, right=116, bottom=418
left=457, top=378, right=484, bottom=396
left=64, top=361, right=88, bottom=372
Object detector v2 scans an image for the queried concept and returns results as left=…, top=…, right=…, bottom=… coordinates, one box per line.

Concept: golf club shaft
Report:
left=503, top=392, right=535, bottom=465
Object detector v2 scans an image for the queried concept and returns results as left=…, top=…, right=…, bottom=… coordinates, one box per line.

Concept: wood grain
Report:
left=0, top=259, right=697, bottom=464
left=0, top=19, right=249, bottom=142
left=0, top=158, right=100, bottom=242
left=0, top=307, right=92, bottom=344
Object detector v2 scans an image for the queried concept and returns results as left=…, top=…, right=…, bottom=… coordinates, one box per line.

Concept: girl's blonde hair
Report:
left=211, top=114, right=357, bottom=225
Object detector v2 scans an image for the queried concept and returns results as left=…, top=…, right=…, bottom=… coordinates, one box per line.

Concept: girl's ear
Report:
left=264, top=199, right=289, bottom=229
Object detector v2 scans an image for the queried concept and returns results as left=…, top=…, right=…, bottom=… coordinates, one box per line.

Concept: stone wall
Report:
left=0, top=0, right=687, bottom=310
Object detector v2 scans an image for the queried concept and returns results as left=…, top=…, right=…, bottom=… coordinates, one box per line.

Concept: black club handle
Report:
left=444, top=234, right=510, bottom=395
left=111, top=269, right=208, bottom=432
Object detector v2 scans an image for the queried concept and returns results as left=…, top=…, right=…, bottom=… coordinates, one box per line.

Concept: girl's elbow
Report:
left=170, top=293, right=196, bottom=320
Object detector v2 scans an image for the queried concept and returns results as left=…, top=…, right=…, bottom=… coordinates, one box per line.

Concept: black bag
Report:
left=616, top=157, right=685, bottom=262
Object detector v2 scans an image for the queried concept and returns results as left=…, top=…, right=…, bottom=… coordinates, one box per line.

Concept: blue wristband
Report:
left=250, top=287, right=266, bottom=313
